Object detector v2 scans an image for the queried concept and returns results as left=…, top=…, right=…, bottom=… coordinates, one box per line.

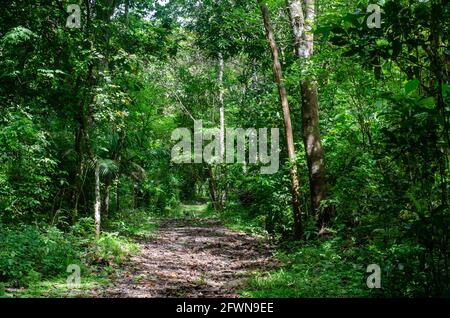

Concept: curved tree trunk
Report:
left=218, top=53, right=227, bottom=209
left=261, top=4, right=303, bottom=239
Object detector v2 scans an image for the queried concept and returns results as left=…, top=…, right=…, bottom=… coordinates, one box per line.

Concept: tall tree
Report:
left=218, top=52, right=227, bottom=208
left=94, top=160, right=101, bottom=239
left=261, top=3, right=303, bottom=239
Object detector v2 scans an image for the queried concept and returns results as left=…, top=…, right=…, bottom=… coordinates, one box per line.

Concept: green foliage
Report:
left=0, top=110, right=57, bottom=221
left=0, top=224, right=81, bottom=287
left=243, top=239, right=370, bottom=298
left=107, top=209, right=158, bottom=238
left=93, top=233, right=138, bottom=265
left=204, top=203, right=268, bottom=236
left=0, top=0, right=448, bottom=298
left=0, top=214, right=142, bottom=292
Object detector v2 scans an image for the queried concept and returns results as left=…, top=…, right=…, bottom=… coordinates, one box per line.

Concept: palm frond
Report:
left=98, top=159, right=119, bottom=177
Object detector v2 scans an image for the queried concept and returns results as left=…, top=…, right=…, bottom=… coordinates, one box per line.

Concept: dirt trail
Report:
left=103, top=218, right=278, bottom=298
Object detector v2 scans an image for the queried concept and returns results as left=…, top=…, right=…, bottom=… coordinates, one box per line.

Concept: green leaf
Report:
left=419, top=97, right=435, bottom=109
left=405, top=79, right=420, bottom=95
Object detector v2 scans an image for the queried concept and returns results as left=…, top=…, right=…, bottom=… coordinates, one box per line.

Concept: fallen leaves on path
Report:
left=102, top=218, right=279, bottom=298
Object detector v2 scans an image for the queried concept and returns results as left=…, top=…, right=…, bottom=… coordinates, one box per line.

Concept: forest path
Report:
left=102, top=206, right=278, bottom=298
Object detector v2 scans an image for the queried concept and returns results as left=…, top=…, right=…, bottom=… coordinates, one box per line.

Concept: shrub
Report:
left=0, top=224, right=82, bottom=286
left=91, top=232, right=138, bottom=265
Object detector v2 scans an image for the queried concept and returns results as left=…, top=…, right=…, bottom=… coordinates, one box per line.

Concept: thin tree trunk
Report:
left=114, top=131, right=125, bottom=213
left=218, top=53, right=225, bottom=163
left=287, top=0, right=332, bottom=232
left=208, top=166, right=219, bottom=210
left=427, top=3, right=449, bottom=208
left=133, top=182, right=139, bottom=209
left=72, top=64, right=93, bottom=221
left=94, top=160, right=101, bottom=240
left=261, top=4, right=303, bottom=239
left=72, top=126, right=84, bottom=222
left=115, top=177, right=120, bottom=212
left=125, top=0, right=130, bottom=21
left=252, top=58, right=259, bottom=90
left=102, top=175, right=111, bottom=219
left=218, top=53, right=226, bottom=208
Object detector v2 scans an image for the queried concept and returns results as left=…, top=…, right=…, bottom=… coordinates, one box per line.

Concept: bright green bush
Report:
left=92, top=232, right=138, bottom=265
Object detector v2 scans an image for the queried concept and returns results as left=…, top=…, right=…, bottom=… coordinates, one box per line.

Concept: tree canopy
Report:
left=0, top=0, right=449, bottom=298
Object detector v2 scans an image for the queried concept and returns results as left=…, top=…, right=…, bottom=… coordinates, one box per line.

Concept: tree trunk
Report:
left=125, top=0, right=130, bottom=21
left=261, top=4, right=303, bottom=239
left=133, top=182, right=139, bottom=209
left=115, top=177, right=120, bottom=213
left=102, top=175, right=111, bottom=219
left=114, top=131, right=125, bottom=213
left=94, top=160, right=101, bottom=240
left=287, top=0, right=332, bottom=232
left=301, top=80, right=331, bottom=229
left=208, top=166, right=219, bottom=210
left=218, top=53, right=225, bottom=163
left=72, top=126, right=84, bottom=222
left=71, top=64, right=93, bottom=222
left=218, top=53, right=227, bottom=208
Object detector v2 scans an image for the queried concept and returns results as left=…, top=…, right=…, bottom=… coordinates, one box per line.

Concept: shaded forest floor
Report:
left=100, top=207, right=279, bottom=298
left=2, top=205, right=373, bottom=298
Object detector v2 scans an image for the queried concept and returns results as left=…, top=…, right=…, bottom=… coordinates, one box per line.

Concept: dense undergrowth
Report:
left=201, top=203, right=449, bottom=298
left=1, top=203, right=448, bottom=298
left=1, top=0, right=448, bottom=299
left=0, top=211, right=157, bottom=298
